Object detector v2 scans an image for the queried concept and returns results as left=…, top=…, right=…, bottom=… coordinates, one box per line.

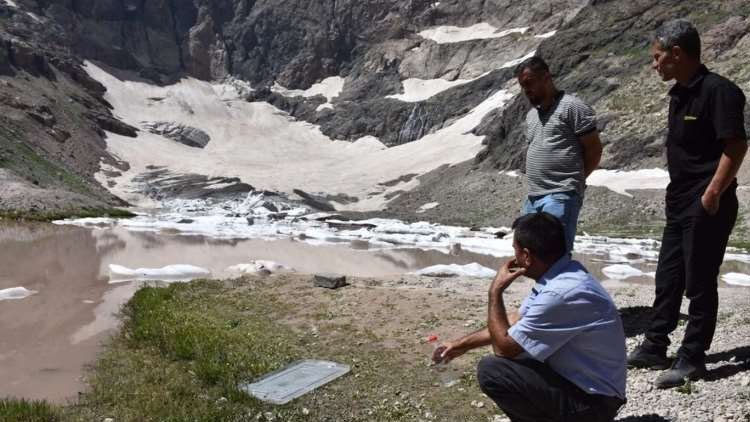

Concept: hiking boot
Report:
left=627, top=345, right=671, bottom=370
left=654, top=357, right=706, bottom=389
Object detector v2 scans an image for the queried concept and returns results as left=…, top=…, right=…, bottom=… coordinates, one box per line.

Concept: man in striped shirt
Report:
left=515, top=57, right=603, bottom=253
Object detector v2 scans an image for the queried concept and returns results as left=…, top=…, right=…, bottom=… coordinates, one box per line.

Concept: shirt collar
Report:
left=535, top=255, right=572, bottom=288
left=669, top=64, right=709, bottom=97
left=535, top=90, right=565, bottom=113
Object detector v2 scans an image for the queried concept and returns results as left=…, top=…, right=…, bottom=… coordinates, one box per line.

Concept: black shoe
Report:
left=627, top=345, right=671, bottom=370
left=654, top=357, right=706, bottom=389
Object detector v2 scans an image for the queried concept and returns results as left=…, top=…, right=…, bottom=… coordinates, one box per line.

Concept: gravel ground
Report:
left=366, top=274, right=750, bottom=422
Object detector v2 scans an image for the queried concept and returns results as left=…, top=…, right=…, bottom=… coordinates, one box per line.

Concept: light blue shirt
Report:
left=508, top=256, right=627, bottom=399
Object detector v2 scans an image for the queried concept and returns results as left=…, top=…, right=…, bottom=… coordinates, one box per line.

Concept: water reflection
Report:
left=2, top=220, right=750, bottom=403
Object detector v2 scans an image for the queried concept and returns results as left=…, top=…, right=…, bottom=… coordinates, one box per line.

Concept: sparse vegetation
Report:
left=4, top=277, right=498, bottom=421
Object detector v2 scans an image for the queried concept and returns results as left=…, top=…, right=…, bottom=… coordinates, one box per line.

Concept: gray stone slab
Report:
left=240, top=359, right=350, bottom=404
left=313, top=273, right=347, bottom=289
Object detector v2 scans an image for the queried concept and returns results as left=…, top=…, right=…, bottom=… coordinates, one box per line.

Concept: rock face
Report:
left=1, top=0, right=750, bottom=231
left=142, top=121, right=210, bottom=148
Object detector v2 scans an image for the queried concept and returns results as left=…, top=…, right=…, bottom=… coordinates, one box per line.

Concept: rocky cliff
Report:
left=1, top=0, right=750, bottom=233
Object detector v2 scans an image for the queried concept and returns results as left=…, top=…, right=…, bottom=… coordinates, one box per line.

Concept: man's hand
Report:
left=701, top=191, right=720, bottom=216
left=432, top=341, right=468, bottom=364
left=490, top=259, right=527, bottom=295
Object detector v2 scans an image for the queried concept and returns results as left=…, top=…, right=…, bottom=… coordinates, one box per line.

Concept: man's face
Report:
left=517, top=68, right=549, bottom=106
left=651, top=41, right=677, bottom=82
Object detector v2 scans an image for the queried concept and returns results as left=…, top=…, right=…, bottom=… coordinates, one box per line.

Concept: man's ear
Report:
left=522, top=248, right=533, bottom=267
left=671, top=45, right=682, bottom=61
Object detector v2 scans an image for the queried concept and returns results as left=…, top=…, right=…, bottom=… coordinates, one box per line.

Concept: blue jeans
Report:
left=521, top=191, right=583, bottom=253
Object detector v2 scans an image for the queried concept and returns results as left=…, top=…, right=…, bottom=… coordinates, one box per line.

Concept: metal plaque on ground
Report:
left=240, top=359, right=351, bottom=404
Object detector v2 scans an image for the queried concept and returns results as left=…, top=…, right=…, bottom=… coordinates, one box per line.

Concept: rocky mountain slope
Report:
left=1, top=0, right=750, bottom=235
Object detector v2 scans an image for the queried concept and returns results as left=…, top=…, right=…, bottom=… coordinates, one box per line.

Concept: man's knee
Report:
left=477, top=355, right=514, bottom=393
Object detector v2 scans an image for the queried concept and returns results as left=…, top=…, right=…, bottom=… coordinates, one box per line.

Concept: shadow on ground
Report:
left=616, top=415, right=670, bottom=422
left=618, top=306, right=687, bottom=337
left=704, top=345, right=750, bottom=382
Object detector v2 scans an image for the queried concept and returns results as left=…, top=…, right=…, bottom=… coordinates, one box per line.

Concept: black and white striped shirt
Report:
left=524, top=92, right=597, bottom=196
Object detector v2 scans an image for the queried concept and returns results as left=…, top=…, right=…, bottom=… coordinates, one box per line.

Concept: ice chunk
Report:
left=415, top=263, right=496, bottom=278
left=601, top=264, right=653, bottom=280
left=722, top=273, right=750, bottom=287
left=108, top=264, right=210, bottom=283
left=0, top=287, right=37, bottom=301
left=226, top=260, right=294, bottom=275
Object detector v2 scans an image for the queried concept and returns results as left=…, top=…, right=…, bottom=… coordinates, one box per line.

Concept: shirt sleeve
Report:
left=712, top=82, right=747, bottom=142
left=566, top=97, right=598, bottom=137
left=508, top=290, right=590, bottom=362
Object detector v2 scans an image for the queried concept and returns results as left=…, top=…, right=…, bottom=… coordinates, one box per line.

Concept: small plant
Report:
left=676, top=378, right=694, bottom=395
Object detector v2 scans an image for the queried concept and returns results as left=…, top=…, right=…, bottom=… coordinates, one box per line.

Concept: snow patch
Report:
left=499, top=170, right=520, bottom=178
left=273, top=76, right=345, bottom=110
left=387, top=76, right=480, bottom=102
left=586, top=169, right=670, bottom=197
left=3, top=0, right=17, bottom=7
left=419, top=23, right=528, bottom=44
left=388, top=50, right=533, bottom=103
left=416, top=202, right=440, bottom=213
left=0, top=287, right=37, bottom=301
left=415, top=263, right=496, bottom=278
left=535, top=30, right=557, bottom=39
left=85, top=61, right=513, bottom=211
left=722, top=273, right=750, bottom=287
left=108, top=264, right=210, bottom=283
left=498, top=50, right=537, bottom=70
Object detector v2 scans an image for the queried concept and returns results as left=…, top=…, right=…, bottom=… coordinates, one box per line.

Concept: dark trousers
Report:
left=643, top=189, right=738, bottom=363
left=477, top=356, right=625, bottom=422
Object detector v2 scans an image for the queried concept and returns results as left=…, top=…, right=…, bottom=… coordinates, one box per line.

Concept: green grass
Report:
left=15, top=278, right=496, bottom=421
left=0, top=398, right=64, bottom=422
left=0, top=124, right=96, bottom=197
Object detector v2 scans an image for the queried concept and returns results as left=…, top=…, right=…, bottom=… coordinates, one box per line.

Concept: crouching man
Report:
left=435, top=213, right=627, bottom=422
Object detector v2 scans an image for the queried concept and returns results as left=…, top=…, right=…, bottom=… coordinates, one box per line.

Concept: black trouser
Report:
left=476, top=356, right=625, bottom=422
left=643, top=189, right=738, bottom=363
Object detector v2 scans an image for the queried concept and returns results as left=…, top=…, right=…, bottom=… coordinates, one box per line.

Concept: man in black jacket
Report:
left=627, top=19, right=748, bottom=389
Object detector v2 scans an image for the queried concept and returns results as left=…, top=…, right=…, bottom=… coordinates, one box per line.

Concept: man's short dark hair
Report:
left=512, top=212, right=566, bottom=263
left=514, top=56, right=550, bottom=78
left=655, top=19, right=701, bottom=60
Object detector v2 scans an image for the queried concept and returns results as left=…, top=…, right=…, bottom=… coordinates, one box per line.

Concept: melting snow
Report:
left=0, top=287, right=37, bottom=301
left=419, top=23, right=528, bottom=44
left=415, top=263, right=496, bottom=278
left=601, top=264, right=654, bottom=280
left=587, top=169, right=670, bottom=197
left=108, top=264, right=210, bottom=283
left=85, top=61, right=514, bottom=211
left=722, top=273, right=750, bottom=287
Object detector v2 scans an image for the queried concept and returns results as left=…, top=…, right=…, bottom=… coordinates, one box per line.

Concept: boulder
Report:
left=313, top=274, right=348, bottom=289
left=142, top=121, right=210, bottom=148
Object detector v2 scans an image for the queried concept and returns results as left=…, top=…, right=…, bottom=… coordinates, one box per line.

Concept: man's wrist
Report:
left=703, top=187, right=721, bottom=199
